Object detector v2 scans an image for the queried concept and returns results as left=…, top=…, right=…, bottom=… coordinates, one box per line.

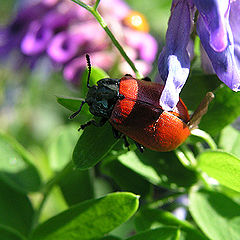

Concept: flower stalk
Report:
left=71, top=0, right=143, bottom=79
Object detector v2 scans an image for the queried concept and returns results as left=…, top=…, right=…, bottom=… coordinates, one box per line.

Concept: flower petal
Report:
left=194, top=0, right=230, bottom=52
left=197, top=15, right=240, bottom=91
left=21, top=21, right=53, bottom=56
left=158, top=0, right=192, bottom=111
left=47, top=32, right=82, bottom=63
left=229, top=0, right=240, bottom=67
left=124, top=28, right=158, bottom=62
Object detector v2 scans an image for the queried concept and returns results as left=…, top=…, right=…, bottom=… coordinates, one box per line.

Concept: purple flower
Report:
left=158, top=0, right=240, bottom=111
left=1, top=0, right=158, bottom=85
left=0, top=2, right=49, bottom=56
left=21, top=21, right=53, bottom=56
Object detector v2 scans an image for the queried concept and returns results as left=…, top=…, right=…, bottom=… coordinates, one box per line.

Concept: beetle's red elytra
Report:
left=109, top=76, right=190, bottom=152
left=70, top=54, right=213, bottom=152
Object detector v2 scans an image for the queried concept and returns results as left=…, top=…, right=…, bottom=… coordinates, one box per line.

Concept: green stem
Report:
left=32, top=161, right=73, bottom=228
left=191, top=128, right=217, bottom=150
left=93, top=0, right=101, bottom=10
left=174, top=145, right=197, bottom=170
left=198, top=172, right=212, bottom=190
left=71, top=0, right=143, bottom=79
left=180, top=145, right=197, bottom=167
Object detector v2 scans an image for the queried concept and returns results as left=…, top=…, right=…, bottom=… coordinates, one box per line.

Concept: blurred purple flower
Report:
left=1, top=0, right=158, bottom=85
left=158, top=0, right=240, bottom=111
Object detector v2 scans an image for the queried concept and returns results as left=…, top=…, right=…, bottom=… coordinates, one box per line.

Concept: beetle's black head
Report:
left=69, top=55, right=122, bottom=120
left=86, top=78, right=120, bottom=118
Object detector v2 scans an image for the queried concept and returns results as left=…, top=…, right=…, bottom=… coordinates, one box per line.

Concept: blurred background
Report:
left=0, top=0, right=171, bottom=234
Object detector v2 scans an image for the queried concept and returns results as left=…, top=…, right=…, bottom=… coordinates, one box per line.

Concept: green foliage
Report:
left=56, top=96, right=85, bottom=112
left=219, top=125, right=240, bottom=158
left=135, top=208, right=207, bottom=240
left=189, top=189, right=240, bottom=240
left=1, top=0, right=240, bottom=239
left=0, top=225, right=27, bottom=240
left=199, top=85, right=240, bottom=136
left=0, top=180, right=34, bottom=236
left=126, top=227, right=180, bottom=240
left=30, top=192, right=139, bottom=240
left=198, top=151, right=240, bottom=192
left=0, top=132, right=41, bottom=193
left=48, top=125, right=79, bottom=171
left=73, top=123, right=119, bottom=169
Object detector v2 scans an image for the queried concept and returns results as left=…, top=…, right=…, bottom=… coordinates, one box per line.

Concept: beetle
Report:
left=70, top=54, right=214, bottom=152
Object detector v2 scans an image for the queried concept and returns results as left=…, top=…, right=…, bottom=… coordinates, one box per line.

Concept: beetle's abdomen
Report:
left=109, top=77, right=190, bottom=152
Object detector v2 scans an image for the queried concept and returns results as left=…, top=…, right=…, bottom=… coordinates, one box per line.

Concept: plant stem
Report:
left=198, top=172, right=212, bottom=189
left=174, top=145, right=197, bottom=170
left=93, top=0, right=101, bottom=10
left=32, top=161, right=73, bottom=228
left=71, top=0, right=143, bottom=79
left=191, top=128, right=217, bottom=150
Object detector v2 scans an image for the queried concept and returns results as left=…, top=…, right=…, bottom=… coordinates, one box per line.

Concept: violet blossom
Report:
left=0, top=0, right=158, bottom=85
left=158, top=0, right=240, bottom=111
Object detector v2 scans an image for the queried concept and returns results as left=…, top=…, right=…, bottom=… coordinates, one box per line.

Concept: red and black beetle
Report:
left=70, top=55, right=213, bottom=152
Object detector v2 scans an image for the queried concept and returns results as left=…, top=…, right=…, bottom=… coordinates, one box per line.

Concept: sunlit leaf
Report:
left=31, top=192, right=139, bottom=240
left=126, top=227, right=180, bottom=240
left=135, top=208, right=207, bottom=240
left=198, top=151, right=240, bottom=192
left=189, top=189, right=240, bottom=240
left=219, top=125, right=240, bottom=158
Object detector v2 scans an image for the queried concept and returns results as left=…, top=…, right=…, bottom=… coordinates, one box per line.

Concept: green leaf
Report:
left=198, top=85, right=240, bottom=136
left=0, top=132, right=41, bottom=193
left=31, top=192, right=139, bottom=240
left=0, top=180, right=34, bottom=236
left=73, top=123, right=118, bottom=169
left=48, top=125, right=79, bottom=171
left=81, top=66, right=109, bottom=96
left=0, top=225, right=27, bottom=240
left=101, top=158, right=151, bottom=197
left=56, top=96, right=85, bottom=112
left=118, top=151, right=161, bottom=185
left=181, top=72, right=220, bottom=111
left=99, top=236, right=121, bottom=240
left=219, top=125, right=240, bottom=158
left=189, top=189, right=240, bottom=240
left=59, top=168, right=94, bottom=206
left=117, top=150, right=197, bottom=189
left=126, top=227, right=180, bottom=240
left=135, top=208, right=207, bottom=240
left=198, top=151, right=240, bottom=192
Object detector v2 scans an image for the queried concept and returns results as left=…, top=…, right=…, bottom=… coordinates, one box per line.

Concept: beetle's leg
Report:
left=122, top=135, right=130, bottom=151
left=134, top=141, right=144, bottom=153
left=112, top=127, right=121, bottom=139
left=78, top=117, right=108, bottom=131
left=142, top=76, right=151, bottom=82
left=69, top=101, right=86, bottom=119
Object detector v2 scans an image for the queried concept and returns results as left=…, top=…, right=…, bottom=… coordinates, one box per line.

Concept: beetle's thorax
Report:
left=85, top=78, right=120, bottom=118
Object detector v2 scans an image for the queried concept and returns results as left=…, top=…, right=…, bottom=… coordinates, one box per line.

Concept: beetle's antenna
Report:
left=69, top=101, right=86, bottom=119
left=86, top=54, right=91, bottom=88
